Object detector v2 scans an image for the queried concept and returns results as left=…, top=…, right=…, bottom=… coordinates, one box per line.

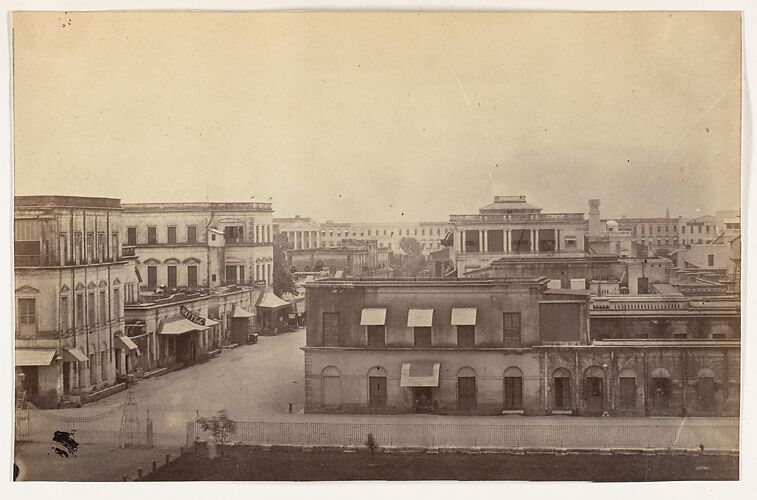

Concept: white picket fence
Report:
left=190, top=419, right=739, bottom=450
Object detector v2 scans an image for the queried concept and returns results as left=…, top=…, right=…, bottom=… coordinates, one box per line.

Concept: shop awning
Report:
left=360, top=308, right=387, bottom=326
left=451, top=307, right=477, bottom=326
left=61, top=347, right=88, bottom=363
left=16, top=349, right=57, bottom=367
left=407, top=309, right=433, bottom=327
left=201, top=316, right=220, bottom=326
left=232, top=306, right=255, bottom=318
left=114, top=335, right=141, bottom=356
left=256, top=293, right=290, bottom=310
left=400, top=362, right=441, bottom=387
left=160, top=317, right=209, bottom=335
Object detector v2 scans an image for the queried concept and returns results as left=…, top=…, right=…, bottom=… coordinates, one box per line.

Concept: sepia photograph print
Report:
left=6, top=4, right=748, bottom=487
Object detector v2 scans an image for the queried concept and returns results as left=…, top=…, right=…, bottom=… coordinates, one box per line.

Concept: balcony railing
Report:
left=450, top=213, right=586, bottom=224
left=122, top=245, right=136, bottom=257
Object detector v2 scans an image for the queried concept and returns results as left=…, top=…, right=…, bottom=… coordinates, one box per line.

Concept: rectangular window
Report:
left=619, top=377, right=636, bottom=409
left=674, top=333, right=687, bottom=340
left=464, top=230, right=480, bottom=252
left=367, top=325, right=386, bottom=348
left=167, top=265, right=177, bottom=288
left=99, top=290, right=107, bottom=323
left=187, top=226, right=197, bottom=243
left=86, top=232, right=94, bottom=262
left=225, top=265, right=238, bottom=284
left=147, top=226, right=157, bottom=244
left=111, top=232, right=119, bottom=260
left=187, top=265, right=198, bottom=287
left=504, top=377, right=523, bottom=409
left=167, top=226, right=177, bottom=244
left=564, top=236, right=577, bottom=248
left=75, top=232, right=83, bottom=263
left=97, top=232, right=106, bottom=262
left=59, top=233, right=69, bottom=265
left=323, top=312, right=340, bottom=346
left=487, top=229, right=504, bottom=252
left=60, top=296, right=69, bottom=332
left=76, top=294, right=84, bottom=327
left=708, top=254, right=714, bottom=267
left=87, top=292, right=96, bottom=325
left=17, top=298, right=36, bottom=324
left=503, top=312, right=521, bottom=345
left=711, top=333, right=726, bottom=340
left=127, top=227, right=137, bottom=246
left=113, top=288, right=120, bottom=320
left=224, top=226, right=244, bottom=243
left=147, top=266, right=158, bottom=289
left=457, top=325, right=475, bottom=347
left=414, top=327, right=432, bottom=347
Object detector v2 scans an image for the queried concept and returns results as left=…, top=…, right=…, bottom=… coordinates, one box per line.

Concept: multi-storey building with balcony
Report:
left=450, top=196, right=588, bottom=276
left=123, top=202, right=274, bottom=290
left=287, top=239, right=391, bottom=277
left=303, top=277, right=739, bottom=417
left=14, top=196, right=141, bottom=408
left=274, top=216, right=451, bottom=255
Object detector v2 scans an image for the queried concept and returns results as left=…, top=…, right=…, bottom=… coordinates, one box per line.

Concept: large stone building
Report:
left=449, top=196, right=588, bottom=276
left=14, top=196, right=141, bottom=408
left=287, top=239, right=391, bottom=277
left=274, top=216, right=451, bottom=255
left=303, top=277, right=739, bottom=417
left=123, top=202, right=274, bottom=290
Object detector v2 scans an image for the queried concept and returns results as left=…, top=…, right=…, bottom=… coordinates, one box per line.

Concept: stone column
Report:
left=482, top=230, right=488, bottom=253
left=478, top=230, right=483, bottom=253
left=506, top=230, right=511, bottom=252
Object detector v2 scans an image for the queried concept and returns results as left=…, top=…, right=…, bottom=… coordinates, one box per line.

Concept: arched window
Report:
left=321, top=366, right=342, bottom=408
left=457, top=367, right=477, bottom=411
left=650, top=367, right=671, bottom=409
left=553, top=368, right=571, bottom=409
left=618, top=368, right=637, bottom=409
left=503, top=366, right=523, bottom=410
left=367, top=366, right=388, bottom=408
left=697, top=368, right=716, bottom=410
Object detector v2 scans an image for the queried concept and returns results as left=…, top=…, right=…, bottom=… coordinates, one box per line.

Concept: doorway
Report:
left=651, top=377, right=671, bottom=409
left=457, top=377, right=477, bottom=411
left=413, top=387, right=433, bottom=413
left=369, top=376, right=387, bottom=408
left=585, top=377, right=604, bottom=411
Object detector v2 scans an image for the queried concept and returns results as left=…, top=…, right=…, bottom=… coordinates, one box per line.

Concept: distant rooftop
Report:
left=306, top=276, right=552, bottom=288
left=15, top=195, right=122, bottom=210
left=123, top=201, right=273, bottom=212
left=479, top=195, right=542, bottom=214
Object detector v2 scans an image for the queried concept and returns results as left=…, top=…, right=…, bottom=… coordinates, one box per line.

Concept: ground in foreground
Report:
left=145, top=446, right=738, bottom=482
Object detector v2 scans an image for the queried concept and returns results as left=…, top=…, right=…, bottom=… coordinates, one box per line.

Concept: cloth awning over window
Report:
left=200, top=316, right=220, bottom=326
left=451, top=307, right=477, bottom=326
left=114, top=335, right=141, bottom=356
left=360, top=308, right=387, bottom=326
left=61, top=347, right=88, bottom=363
left=16, top=349, right=57, bottom=367
left=232, top=306, right=255, bottom=318
left=400, top=362, right=441, bottom=387
left=160, top=317, right=209, bottom=335
left=407, top=309, right=433, bottom=327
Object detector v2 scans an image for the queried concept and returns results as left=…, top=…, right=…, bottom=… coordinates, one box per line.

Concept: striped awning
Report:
left=407, top=309, right=433, bottom=327
left=400, top=362, right=441, bottom=387
left=360, top=308, right=387, bottom=326
left=451, top=308, right=477, bottom=326
left=16, top=349, right=57, bottom=367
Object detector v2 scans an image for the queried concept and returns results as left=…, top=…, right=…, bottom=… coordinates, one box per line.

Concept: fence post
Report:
left=137, top=467, right=142, bottom=480
left=146, top=414, right=154, bottom=448
left=152, top=461, right=157, bottom=474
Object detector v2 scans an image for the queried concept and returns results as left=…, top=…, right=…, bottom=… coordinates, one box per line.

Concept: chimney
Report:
left=588, top=199, right=602, bottom=235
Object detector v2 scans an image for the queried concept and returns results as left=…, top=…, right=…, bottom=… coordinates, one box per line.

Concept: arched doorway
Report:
left=650, top=367, right=671, bottom=410
left=457, top=366, right=477, bottom=411
left=367, top=366, right=388, bottom=409
left=321, top=366, right=342, bottom=409
left=697, top=368, right=716, bottom=410
left=583, top=366, right=605, bottom=412
left=553, top=368, right=571, bottom=410
left=503, top=366, right=523, bottom=410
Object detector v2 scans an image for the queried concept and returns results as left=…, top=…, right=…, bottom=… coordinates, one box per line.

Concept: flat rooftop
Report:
left=15, top=195, right=122, bottom=209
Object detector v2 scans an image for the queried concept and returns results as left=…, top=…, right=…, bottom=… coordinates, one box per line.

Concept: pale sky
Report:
left=12, top=11, right=742, bottom=222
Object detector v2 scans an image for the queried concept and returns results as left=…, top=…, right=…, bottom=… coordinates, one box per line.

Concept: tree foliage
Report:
left=273, top=232, right=296, bottom=296
left=393, top=237, right=428, bottom=277
left=197, top=410, right=236, bottom=447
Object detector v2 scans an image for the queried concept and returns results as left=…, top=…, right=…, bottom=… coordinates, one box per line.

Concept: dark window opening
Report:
left=167, top=226, right=177, bottom=244
left=503, top=312, right=521, bottom=346
left=147, top=227, right=157, bottom=245
left=367, top=325, right=386, bottom=348
left=187, top=226, right=197, bottom=243
left=147, top=266, right=158, bottom=289
left=503, top=377, right=523, bottom=410
left=554, top=376, right=571, bottom=409
left=511, top=229, right=531, bottom=253
left=414, top=327, right=432, bottom=347
left=458, top=377, right=476, bottom=410
left=167, top=265, right=177, bottom=288
left=619, top=377, right=636, bottom=409
left=323, top=312, right=340, bottom=346
left=457, top=325, right=475, bottom=347
left=538, top=229, right=556, bottom=252
left=224, top=226, right=244, bottom=243
left=487, top=229, right=504, bottom=252
left=127, top=227, right=137, bottom=246
left=464, top=230, right=480, bottom=253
